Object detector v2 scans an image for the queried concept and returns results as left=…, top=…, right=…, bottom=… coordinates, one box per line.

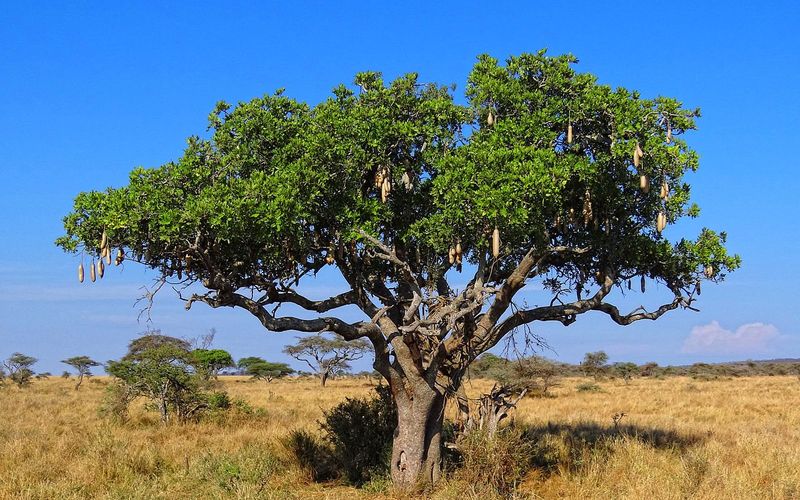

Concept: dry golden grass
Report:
left=0, top=375, right=799, bottom=499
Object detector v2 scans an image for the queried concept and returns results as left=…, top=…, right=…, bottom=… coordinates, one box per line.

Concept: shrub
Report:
left=206, top=391, right=232, bottom=411
left=286, top=385, right=396, bottom=486
left=320, top=384, right=396, bottom=485
left=285, top=429, right=338, bottom=482
left=452, top=428, right=532, bottom=497
left=576, top=382, right=603, bottom=393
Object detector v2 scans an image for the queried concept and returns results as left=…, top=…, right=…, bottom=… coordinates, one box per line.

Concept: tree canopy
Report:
left=62, top=355, right=101, bottom=389
left=4, top=353, right=37, bottom=388
left=192, top=348, right=234, bottom=378
left=106, top=334, right=208, bottom=422
left=241, top=358, right=295, bottom=382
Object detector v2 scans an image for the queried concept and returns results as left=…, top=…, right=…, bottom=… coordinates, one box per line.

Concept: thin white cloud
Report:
left=682, top=321, right=781, bottom=355
left=0, top=283, right=144, bottom=302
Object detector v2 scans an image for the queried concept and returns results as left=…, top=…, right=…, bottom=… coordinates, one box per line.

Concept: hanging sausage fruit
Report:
left=640, top=174, right=650, bottom=193
left=656, top=211, right=666, bottom=233
left=492, top=227, right=501, bottom=258
left=582, top=190, right=592, bottom=225
left=633, top=142, right=643, bottom=168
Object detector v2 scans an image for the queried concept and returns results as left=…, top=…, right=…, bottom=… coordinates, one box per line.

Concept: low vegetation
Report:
left=1, top=375, right=799, bottom=498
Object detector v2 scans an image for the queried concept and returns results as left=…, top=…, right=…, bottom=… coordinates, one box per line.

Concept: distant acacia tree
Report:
left=239, top=357, right=295, bottom=382
left=192, top=349, right=234, bottom=379
left=284, top=335, right=371, bottom=387
left=613, top=362, right=639, bottom=384
left=516, top=356, right=561, bottom=396
left=640, top=361, right=660, bottom=377
left=236, top=356, right=262, bottom=374
left=4, top=353, right=37, bottom=388
left=62, top=355, right=101, bottom=389
left=581, top=351, right=609, bottom=379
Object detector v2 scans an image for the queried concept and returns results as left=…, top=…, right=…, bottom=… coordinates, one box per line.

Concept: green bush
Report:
left=285, top=429, right=338, bottom=482
left=206, top=391, right=232, bottom=411
left=576, top=382, right=603, bottom=393
left=320, top=384, right=396, bottom=485
left=286, top=385, right=396, bottom=486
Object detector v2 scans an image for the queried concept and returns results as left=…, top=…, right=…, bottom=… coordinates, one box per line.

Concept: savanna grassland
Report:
left=1, top=375, right=799, bottom=499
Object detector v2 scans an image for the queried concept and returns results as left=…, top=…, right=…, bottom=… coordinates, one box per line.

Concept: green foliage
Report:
left=286, top=385, right=396, bottom=486
left=4, top=353, right=37, bottom=388
left=62, top=355, right=100, bottom=375
left=511, top=356, right=562, bottom=396
left=285, top=429, right=339, bottom=482
left=105, top=333, right=221, bottom=423
left=206, top=391, right=232, bottom=411
left=470, top=353, right=511, bottom=381
left=576, top=382, right=603, bottom=393
left=241, top=358, right=295, bottom=382
left=195, top=446, right=287, bottom=494
left=283, top=335, right=371, bottom=381
left=62, top=355, right=101, bottom=389
left=57, top=50, right=738, bottom=309
left=613, top=362, right=639, bottom=383
left=581, top=351, right=609, bottom=379
left=236, top=356, right=263, bottom=371
left=320, top=385, right=396, bottom=485
left=192, top=349, right=234, bottom=379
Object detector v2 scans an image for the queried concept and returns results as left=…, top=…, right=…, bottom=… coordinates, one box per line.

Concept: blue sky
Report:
left=1, top=1, right=798, bottom=374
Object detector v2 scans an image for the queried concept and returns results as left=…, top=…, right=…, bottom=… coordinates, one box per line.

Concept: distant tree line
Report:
left=468, top=351, right=800, bottom=392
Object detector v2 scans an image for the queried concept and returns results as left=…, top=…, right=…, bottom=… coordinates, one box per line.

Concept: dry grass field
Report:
left=1, top=375, right=799, bottom=499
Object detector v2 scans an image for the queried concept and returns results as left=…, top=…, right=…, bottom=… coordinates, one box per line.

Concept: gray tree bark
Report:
left=390, top=382, right=445, bottom=489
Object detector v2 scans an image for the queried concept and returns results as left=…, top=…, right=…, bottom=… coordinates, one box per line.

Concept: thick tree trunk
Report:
left=390, top=384, right=445, bottom=490
left=320, top=369, right=330, bottom=387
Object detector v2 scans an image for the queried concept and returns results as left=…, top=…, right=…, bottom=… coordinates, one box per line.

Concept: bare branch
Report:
left=257, top=288, right=359, bottom=313
left=187, top=290, right=378, bottom=341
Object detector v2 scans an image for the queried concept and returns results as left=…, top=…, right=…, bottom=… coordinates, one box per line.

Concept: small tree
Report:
left=517, top=356, right=561, bottom=396
left=105, top=333, right=210, bottom=423
left=581, top=351, right=609, bottom=380
left=236, top=356, right=263, bottom=375
left=244, top=358, right=295, bottom=382
left=4, top=353, right=37, bottom=388
left=192, top=349, right=234, bottom=380
left=613, top=361, right=639, bottom=384
left=284, top=335, right=371, bottom=387
left=640, top=361, right=660, bottom=377
left=62, top=355, right=101, bottom=390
